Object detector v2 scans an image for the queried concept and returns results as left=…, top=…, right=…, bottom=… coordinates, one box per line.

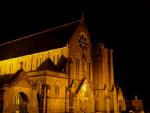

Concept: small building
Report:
left=127, top=95, right=144, bottom=113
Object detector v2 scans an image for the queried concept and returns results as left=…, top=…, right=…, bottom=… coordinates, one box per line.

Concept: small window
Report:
left=75, top=58, right=80, bottom=78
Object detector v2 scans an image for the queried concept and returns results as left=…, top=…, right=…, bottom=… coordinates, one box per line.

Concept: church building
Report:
left=0, top=17, right=126, bottom=113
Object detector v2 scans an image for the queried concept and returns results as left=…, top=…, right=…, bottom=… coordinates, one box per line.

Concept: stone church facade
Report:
left=0, top=17, right=126, bottom=113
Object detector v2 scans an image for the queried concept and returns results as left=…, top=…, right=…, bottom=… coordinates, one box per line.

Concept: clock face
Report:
left=78, top=32, right=89, bottom=51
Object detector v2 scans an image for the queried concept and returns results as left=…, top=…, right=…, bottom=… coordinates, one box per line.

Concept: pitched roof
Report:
left=37, top=56, right=67, bottom=73
left=0, top=74, right=14, bottom=87
left=0, top=69, right=23, bottom=87
left=37, top=58, right=58, bottom=71
left=0, top=20, right=80, bottom=60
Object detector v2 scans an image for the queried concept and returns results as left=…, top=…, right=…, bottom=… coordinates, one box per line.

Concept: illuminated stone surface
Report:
left=0, top=18, right=126, bottom=113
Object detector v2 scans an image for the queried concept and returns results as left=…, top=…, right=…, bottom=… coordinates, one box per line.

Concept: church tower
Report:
left=94, top=43, right=105, bottom=112
left=93, top=43, right=116, bottom=112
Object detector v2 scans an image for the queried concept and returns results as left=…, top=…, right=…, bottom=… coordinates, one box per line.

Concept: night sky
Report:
left=0, top=1, right=149, bottom=111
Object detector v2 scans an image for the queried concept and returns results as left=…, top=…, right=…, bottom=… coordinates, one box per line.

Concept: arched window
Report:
left=47, top=85, right=51, bottom=97
left=37, top=81, right=42, bottom=95
left=75, top=58, right=80, bottom=78
left=55, top=85, right=60, bottom=96
left=88, top=62, right=91, bottom=80
left=16, top=92, right=29, bottom=113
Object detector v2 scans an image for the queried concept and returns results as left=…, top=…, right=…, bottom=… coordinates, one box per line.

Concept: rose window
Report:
left=78, top=33, right=89, bottom=51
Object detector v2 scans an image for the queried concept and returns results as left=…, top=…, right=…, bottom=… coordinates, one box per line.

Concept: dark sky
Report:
left=0, top=0, right=149, bottom=111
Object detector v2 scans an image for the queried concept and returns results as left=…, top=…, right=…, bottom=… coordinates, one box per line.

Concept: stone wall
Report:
left=0, top=47, right=68, bottom=75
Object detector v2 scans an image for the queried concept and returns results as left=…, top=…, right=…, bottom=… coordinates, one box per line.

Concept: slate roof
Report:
left=0, top=20, right=80, bottom=60
left=37, top=55, right=67, bottom=73
left=37, top=58, right=58, bottom=71
left=0, top=69, right=23, bottom=87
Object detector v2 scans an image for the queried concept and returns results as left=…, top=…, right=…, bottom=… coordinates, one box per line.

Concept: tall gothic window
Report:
left=75, top=58, right=80, bottom=78
left=55, top=85, right=60, bottom=96
left=37, top=81, right=42, bottom=95
left=88, top=62, right=91, bottom=80
left=47, top=85, right=51, bottom=97
left=16, top=92, right=29, bottom=113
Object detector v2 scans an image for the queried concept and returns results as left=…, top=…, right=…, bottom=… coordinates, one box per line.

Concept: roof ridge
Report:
left=0, top=19, right=80, bottom=47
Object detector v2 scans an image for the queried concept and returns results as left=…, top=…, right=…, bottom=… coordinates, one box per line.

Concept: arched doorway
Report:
left=106, top=97, right=111, bottom=113
left=17, top=92, right=29, bottom=113
left=73, top=79, right=95, bottom=113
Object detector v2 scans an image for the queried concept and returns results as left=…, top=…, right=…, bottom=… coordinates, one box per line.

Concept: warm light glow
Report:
left=0, top=18, right=128, bottom=113
left=105, top=89, right=108, bottom=94
left=82, top=84, right=87, bottom=92
left=16, top=95, right=20, bottom=105
left=0, top=47, right=68, bottom=75
left=81, top=83, right=89, bottom=97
